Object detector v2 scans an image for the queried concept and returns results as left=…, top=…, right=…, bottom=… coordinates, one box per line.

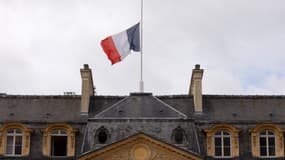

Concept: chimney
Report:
left=80, top=64, right=95, bottom=116
left=189, top=64, right=204, bottom=112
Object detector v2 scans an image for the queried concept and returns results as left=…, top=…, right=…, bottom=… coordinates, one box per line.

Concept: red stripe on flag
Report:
left=101, top=37, right=121, bottom=65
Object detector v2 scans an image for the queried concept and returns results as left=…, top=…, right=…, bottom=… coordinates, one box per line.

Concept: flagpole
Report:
left=139, top=0, right=144, bottom=93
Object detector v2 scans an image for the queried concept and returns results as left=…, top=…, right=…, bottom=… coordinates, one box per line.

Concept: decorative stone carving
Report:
left=79, top=133, right=201, bottom=160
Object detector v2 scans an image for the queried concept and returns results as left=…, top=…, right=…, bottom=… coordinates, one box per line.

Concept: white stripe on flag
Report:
left=112, top=31, right=131, bottom=59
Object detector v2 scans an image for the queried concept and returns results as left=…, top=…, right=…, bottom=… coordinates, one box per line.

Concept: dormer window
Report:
left=214, top=131, right=231, bottom=157
left=249, top=124, right=283, bottom=158
left=171, top=126, right=186, bottom=144
left=0, top=123, right=32, bottom=157
left=259, top=130, right=275, bottom=157
left=50, top=129, right=68, bottom=157
left=95, top=126, right=110, bottom=145
left=6, top=128, right=23, bottom=156
left=204, top=124, right=240, bottom=158
left=98, top=130, right=108, bottom=144
left=41, top=123, right=77, bottom=157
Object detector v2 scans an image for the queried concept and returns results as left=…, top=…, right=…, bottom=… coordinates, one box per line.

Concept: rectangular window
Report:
left=51, top=136, right=67, bottom=156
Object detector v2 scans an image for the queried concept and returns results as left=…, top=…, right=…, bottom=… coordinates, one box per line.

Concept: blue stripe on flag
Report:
left=126, top=23, right=140, bottom=52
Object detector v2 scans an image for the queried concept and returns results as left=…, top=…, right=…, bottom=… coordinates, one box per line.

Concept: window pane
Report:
left=224, top=147, right=231, bottom=156
left=268, top=131, right=274, bottom=135
left=15, top=129, right=21, bottom=134
left=7, top=129, right=14, bottom=134
left=260, top=131, right=266, bottom=135
left=224, top=137, right=230, bottom=146
left=215, top=147, right=222, bottom=156
left=223, top=131, right=230, bottom=136
left=51, top=130, right=59, bottom=135
left=59, top=130, right=67, bottom=135
left=6, top=136, right=13, bottom=155
left=15, top=146, right=22, bottom=155
left=269, top=146, right=275, bottom=156
left=215, top=131, right=221, bottom=136
left=215, top=138, right=221, bottom=146
left=269, top=137, right=275, bottom=146
left=15, top=136, right=22, bottom=146
left=260, top=147, right=267, bottom=156
left=51, top=129, right=67, bottom=135
left=260, top=137, right=266, bottom=146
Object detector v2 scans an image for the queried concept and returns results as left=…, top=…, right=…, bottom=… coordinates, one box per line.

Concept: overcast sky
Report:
left=1, top=0, right=285, bottom=95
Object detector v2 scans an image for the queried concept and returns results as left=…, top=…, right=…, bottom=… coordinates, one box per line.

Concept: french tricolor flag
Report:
left=101, top=23, right=140, bottom=65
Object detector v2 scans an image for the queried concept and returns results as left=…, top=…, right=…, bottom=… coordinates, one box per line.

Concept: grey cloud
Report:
left=0, top=0, right=285, bottom=95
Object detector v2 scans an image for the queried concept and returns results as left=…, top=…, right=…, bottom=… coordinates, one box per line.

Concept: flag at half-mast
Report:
left=101, top=23, right=140, bottom=65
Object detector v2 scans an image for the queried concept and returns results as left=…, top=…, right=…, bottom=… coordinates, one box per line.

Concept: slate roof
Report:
left=91, top=93, right=187, bottom=119
left=87, top=94, right=285, bottom=121
left=202, top=95, right=285, bottom=122
left=0, top=95, right=82, bottom=123
left=1, top=94, right=285, bottom=123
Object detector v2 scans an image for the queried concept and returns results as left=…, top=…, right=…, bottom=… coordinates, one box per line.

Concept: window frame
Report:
left=50, top=129, right=68, bottom=157
left=5, top=128, right=23, bottom=156
left=94, top=126, right=110, bottom=146
left=204, top=124, right=240, bottom=158
left=0, top=123, right=32, bottom=157
left=250, top=124, right=284, bottom=158
left=214, top=131, right=231, bottom=158
left=259, top=130, right=276, bottom=157
left=41, top=123, right=77, bottom=157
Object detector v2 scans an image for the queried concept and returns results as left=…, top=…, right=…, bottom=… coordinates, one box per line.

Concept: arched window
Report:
left=42, top=123, right=77, bottom=157
left=259, top=130, right=275, bottom=157
left=6, top=128, right=23, bottom=156
left=204, top=124, right=240, bottom=158
left=214, top=131, right=231, bottom=157
left=171, top=126, right=186, bottom=144
left=0, top=123, right=32, bottom=157
left=250, top=124, right=283, bottom=158
left=95, top=127, right=110, bottom=145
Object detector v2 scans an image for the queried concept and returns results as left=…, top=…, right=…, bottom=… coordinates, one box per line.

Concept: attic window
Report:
left=214, top=131, right=231, bottom=157
left=249, top=124, right=283, bottom=158
left=41, top=123, right=77, bottom=157
left=259, top=130, right=275, bottom=157
left=171, top=126, right=186, bottom=144
left=6, top=128, right=23, bottom=156
left=0, top=123, right=32, bottom=157
left=95, top=126, right=110, bottom=145
left=98, top=131, right=108, bottom=144
left=50, top=129, right=68, bottom=157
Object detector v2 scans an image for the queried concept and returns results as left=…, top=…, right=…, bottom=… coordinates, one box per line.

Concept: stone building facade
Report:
left=0, top=64, right=285, bottom=160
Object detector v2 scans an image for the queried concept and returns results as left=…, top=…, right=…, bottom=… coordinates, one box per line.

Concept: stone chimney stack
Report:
left=80, top=64, right=95, bottom=116
left=189, top=64, right=204, bottom=113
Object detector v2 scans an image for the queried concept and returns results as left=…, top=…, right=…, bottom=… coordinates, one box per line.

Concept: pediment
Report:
left=79, top=133, right=201, bottom=160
